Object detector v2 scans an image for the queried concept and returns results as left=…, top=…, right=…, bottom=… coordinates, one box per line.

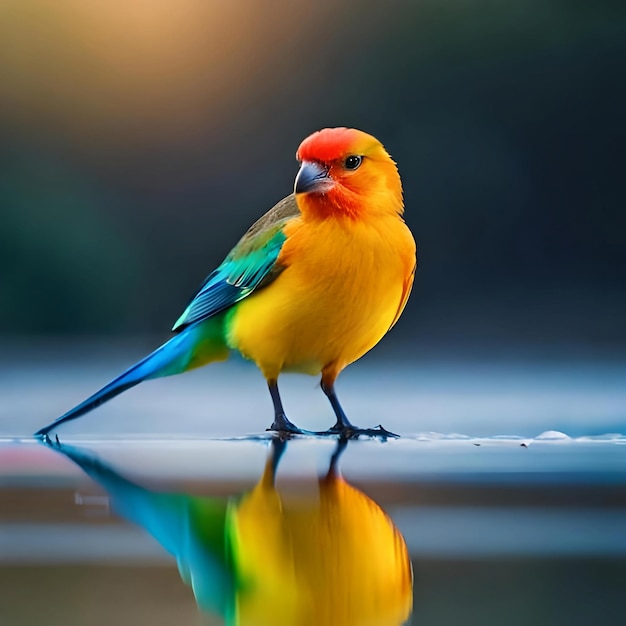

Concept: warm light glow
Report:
left=0, top=0, right=318, bottom=146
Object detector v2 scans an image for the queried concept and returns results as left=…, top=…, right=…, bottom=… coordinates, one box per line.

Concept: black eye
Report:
left=344, top=155, right=362, bottom=170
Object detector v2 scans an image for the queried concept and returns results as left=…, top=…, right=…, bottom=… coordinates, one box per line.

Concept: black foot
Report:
left=267, top=414, right=308, bottom=437
left=323, top=423, right=400, bottom=440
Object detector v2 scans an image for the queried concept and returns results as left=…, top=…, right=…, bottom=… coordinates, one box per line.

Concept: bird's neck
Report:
left=297, top=184, right=403, bottom=222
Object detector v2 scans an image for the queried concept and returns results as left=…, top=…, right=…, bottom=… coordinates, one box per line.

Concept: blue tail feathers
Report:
left=34, top=323, right=224, bottom=438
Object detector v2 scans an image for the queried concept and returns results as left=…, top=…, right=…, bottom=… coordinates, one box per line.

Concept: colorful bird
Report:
left=35, top=127, right=416, bottom=438
left=49, top=437, right=414, bottom=625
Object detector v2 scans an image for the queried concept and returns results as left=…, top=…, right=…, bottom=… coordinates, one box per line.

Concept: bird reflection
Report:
left=48, top=437, right=413, bottom=625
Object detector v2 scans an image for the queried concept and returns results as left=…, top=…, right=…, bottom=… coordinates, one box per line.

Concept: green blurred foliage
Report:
left=0, top=150, right=142, bottom=333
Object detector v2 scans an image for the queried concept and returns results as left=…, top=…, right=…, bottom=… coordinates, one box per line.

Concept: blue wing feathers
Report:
left=172, top=228, right=287, bottom=331
left=34, top=196, right=299, bottom=437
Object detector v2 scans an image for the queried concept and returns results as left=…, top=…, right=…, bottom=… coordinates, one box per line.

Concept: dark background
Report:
left=2, top=0, right=625, bottom=355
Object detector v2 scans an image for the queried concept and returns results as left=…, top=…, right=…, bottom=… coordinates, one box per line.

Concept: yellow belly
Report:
left=226, top=215, right=414, bottom=381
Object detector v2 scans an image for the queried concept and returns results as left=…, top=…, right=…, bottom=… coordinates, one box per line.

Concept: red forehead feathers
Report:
left=296, top=127, right=371, bottom=163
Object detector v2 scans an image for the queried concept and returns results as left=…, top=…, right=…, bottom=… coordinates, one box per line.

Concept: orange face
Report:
left=294, top=127, right=403, bottom=219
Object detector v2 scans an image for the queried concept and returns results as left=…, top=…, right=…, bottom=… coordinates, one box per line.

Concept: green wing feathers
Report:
left=172, top=195, right=300, bottom=331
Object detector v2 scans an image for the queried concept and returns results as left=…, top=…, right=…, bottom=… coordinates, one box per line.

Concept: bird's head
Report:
left=294, top=127, right=403, bottom=220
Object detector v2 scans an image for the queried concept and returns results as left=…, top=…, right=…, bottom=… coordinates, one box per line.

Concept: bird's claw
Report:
left=323, top=423, right=400, bottom=440
left=372, top=424, right=400, bottom=439
left=267, top=427, right=297, bottom=440
left=267, top=416, right=309, bottom=438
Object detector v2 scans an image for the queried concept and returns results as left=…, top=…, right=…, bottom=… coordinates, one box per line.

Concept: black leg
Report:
left=321, top=378, right=400, bottom=439
left=267, top=380, right=305, bottom=435
left=321, top=380, right=355, bottom=432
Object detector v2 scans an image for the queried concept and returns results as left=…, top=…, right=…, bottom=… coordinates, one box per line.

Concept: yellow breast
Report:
left=227, top=213, right=415, bottom=381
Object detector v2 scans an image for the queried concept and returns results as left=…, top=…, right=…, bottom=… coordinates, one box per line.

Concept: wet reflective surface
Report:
left=48, top=438, right=412, bottom=625
left=2, top=352, right=626, bottom=624
left=2, top=433, right=626, bottom=626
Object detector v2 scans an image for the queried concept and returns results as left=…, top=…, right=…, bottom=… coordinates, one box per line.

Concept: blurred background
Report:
left=2, top=5, right=626, bottom=624
left=2, top=0, right=625, bottom=357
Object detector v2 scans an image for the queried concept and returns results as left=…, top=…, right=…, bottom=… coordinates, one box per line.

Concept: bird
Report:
left=49, top=437, right=414, bottom=625
left=35, top=127, right=416, bottom=439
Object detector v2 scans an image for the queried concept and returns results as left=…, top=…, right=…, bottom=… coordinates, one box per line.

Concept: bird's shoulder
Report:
left=229, top=194, right=301, bottom=260
left=171, top=195, right=300, bottom=332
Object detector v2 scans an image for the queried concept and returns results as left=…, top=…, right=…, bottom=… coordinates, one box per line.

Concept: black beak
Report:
left=294, top=161, right=332, bottom=194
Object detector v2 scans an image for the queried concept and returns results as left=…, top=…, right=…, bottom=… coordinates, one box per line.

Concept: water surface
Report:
left=1, top=350, right=625, bottom=624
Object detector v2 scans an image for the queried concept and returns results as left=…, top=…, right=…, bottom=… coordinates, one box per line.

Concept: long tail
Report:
left=34, top=316, right=229, bottom=438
